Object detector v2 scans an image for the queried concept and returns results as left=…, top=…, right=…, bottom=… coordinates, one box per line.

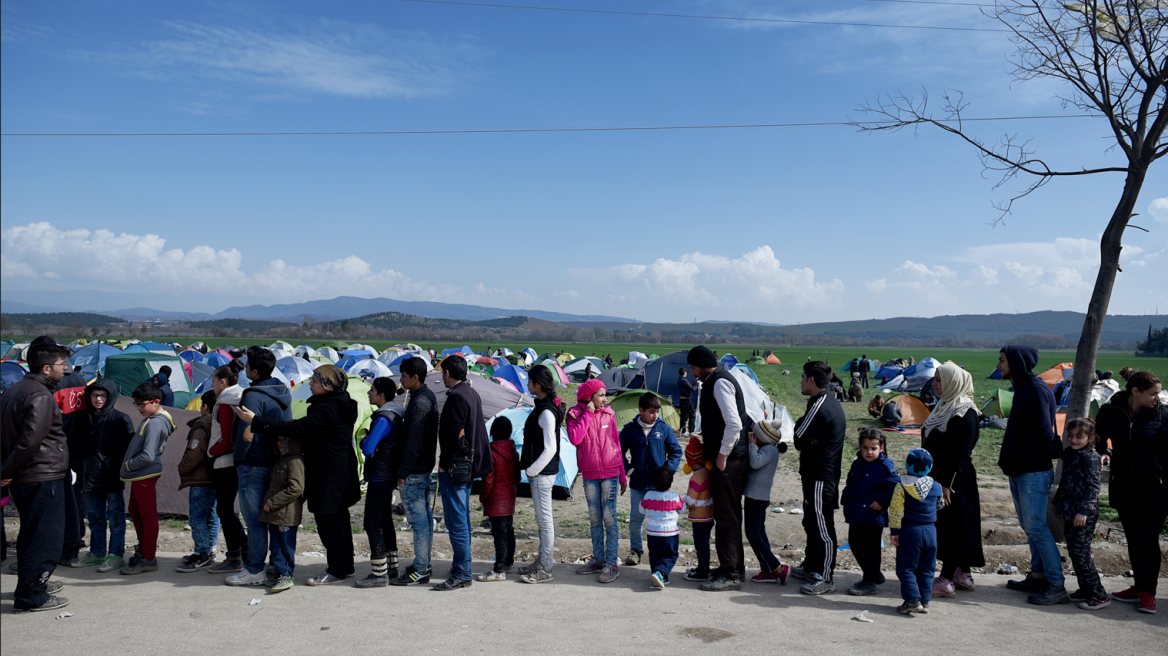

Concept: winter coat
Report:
left=234, top=379, right=292, bottom=468
left=619, top=418, right=682, bottom=492
left=888, top=475, right=944, bottom=536
left=395, top=386, right=438, bottom=478
left=0, top=373, right=69, bottom=484
left=207, top=385, right=243, bottom=469
left=1096, top=392, right=1168, bottom=514
left=258, top=437, right=305, bottom=528
left=566, top=403, right=626, bottom=483
left=154, top=372, right=174, bottom=408
left=480, top=439, right=520, bottom=517
left=178, top=415, right=214, bottom=490
left=76, top=379, right=135, bottom=493
left=745, top=443, right=780, bottom=502
left=793, top=390, right=847, bottom=484
left=997, top=345, right=1059, bottom=477
left=438, top=381, right=493, bottom=480
left=841, top=452, right=899, bottom=526
left=120, top=410, right=176, bottom=482
left=252, top=390, right=360, bottom=515
left=1055, top=446, right=1102, bottom=521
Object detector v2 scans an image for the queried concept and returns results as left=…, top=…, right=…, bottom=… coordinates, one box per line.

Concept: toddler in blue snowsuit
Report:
left=889, top=448, right=944, bottom=615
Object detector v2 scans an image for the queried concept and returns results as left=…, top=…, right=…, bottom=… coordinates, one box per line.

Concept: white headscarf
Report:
left=922, top=363, right=979, bottom=435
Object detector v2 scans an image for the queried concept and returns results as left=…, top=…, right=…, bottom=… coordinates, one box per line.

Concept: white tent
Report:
left=349, top=359, right=393, bottom=380
left=270, top=341, right=294, bottom=352
left=903, top=357, right=941, bottom=392
left=276, top=356, right=321, bottom=387
left=316, top=347, right=340, bottom=363
left=345, top=344, right=380, bottom=358
left=292, top=344, right=317, bottom=358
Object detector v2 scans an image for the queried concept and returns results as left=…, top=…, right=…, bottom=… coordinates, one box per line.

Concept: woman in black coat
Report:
left=241, top=365, right=361, bottom=585
left=1095, top=371, right=1166, bottom=611
left=920, top=363, right=985, bottom=598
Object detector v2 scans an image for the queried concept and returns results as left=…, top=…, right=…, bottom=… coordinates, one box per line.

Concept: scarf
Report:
left=637, top=416, right=655, bottom=436
left=921, top=362, right=979, bottom=435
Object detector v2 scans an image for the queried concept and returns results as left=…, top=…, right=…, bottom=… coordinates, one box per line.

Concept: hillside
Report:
left=3, top=311, right=124, bottom=328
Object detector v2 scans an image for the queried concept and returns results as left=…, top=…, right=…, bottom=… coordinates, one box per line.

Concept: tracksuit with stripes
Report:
left=793, top=389, right=847, bottom=582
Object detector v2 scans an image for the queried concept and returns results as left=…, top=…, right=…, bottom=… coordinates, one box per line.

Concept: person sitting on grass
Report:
left=868, top=395, right=885, bottom=419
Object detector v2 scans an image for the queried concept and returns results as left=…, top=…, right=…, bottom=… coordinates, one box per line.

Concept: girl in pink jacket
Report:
left=567, top=379, right=627, bottom=583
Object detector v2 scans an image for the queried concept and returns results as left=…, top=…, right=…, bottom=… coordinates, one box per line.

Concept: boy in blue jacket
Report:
left=619, top=393, right=682, bottom=566
left=841, top=428, right=899, bottom=596
left=889, top=448, right=945, bottom=615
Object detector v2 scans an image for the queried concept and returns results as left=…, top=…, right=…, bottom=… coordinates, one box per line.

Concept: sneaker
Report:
left=1112, top=585, right=1140, bottom=603
left=651, top=571, right=666, bottom=589
left=897, top=599, right=924, bottom=615
left=96, top=556, right=125, bottom=573
left=46, top=580, right=64, bottom=594
left=517, top=562, right=540, bottom=576
left=269, top=575, right=294, bottom=593
left=683, top=568, right=711, bottom=582
left=576, top=559, right=605, bottom=575
left=263, top=571, right=278, bottom=587
left=307, top=573, right=345, bottom=586
left=390, top=566, right=431, bottom=586
left=520, top=569, right=554, bottom=584
left=225, top=570, right=267, bottom=586
left=209, top=559, right=243, bottom=574
left=177, top=554, right=214, bottom=573
left=954, top=568, right=975, bottom=592
left=1079, top=595, right=1111, bottom=610
left=920, top=602, right=930, bottom=613
left=355, top=574, right=389, bottom=588
left=873, top=572, right=887, bottom=585
left=180, top=552, right=199, bottom=565
left=1007, top=574, right=1048, bottom=594
left=751, top=568, right=784, bottom=584
left=800, top=578, right=836, bottom=596
left=1027, top=584, right=1070, bottom=605
left=699, top=576, right=741, bottom=592
left=431, top=577, right=472, bottom=591
left=476, top=571, right=506, bottom=582
left=789, top=566, right=813, bottom=582
left=71, top=552, right=105, bottom=568
left=932, top=576, right=956, bottom=598
left=1069, top=588, right=1090, bottom=602
left=13, top=596, right=68, bottom=614
left=848, top=581, right=878, bottom=596
left=120, top=558, right=158, bottom=575
left=2, top=560, right=16, bottom=575
left=623, top=550, right=642, bottom=566
left=58, top=555, right=81, bottom=567
left=1137, top=593, right=1157, bottom=614
left=598, top=564, right=620, bottom=584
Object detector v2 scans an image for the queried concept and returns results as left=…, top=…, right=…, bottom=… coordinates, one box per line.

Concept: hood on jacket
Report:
left=278, top=434, right=303, bottom=457
left=86, top=378, right=120, bottom=417
left=187, top=414, right=213, bottom=430
left=1001, top=345, right=1040, bottom=388
left=149, top=409, right=178, bottom=432
left=155, top=371, right=169, bottom=386
left=247, top=378, right=292, bottom=410
left=900, top=474, right=935, bottom=500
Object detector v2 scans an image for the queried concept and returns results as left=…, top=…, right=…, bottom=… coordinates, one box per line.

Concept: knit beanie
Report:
left=905, top=448, right=934, bottom=477
left=683, top=436, right=707, bottom=474
left=752, top=419, right=783, bottom=447
left=687, top=345, right=717, bottom=369
left=576, top=378, right=606, bottom=403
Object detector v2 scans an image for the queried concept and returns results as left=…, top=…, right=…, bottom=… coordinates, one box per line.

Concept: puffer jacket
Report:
left=480, top=439, right=520, bottom=517
left=178, top=415, right=214, bottom=490
left=841, top=452, right=899, bottom=526
left=258, top=436, right=305, bottom=528
left=206, top=384, right=243, bottom=469
left=0, top=373, right=69, bottom=484
left=77, top=379, right=135, bottom=493
left=1096, top=392, right=1168, bottom=514
left=566, top=403, right=626, bottom=483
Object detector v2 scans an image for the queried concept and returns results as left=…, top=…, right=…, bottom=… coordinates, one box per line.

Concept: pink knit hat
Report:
left=576, top=379, right=606, bottom=403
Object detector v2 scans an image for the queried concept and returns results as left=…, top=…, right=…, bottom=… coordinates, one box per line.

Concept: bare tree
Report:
left=853, top=0, right=1166, bottom=421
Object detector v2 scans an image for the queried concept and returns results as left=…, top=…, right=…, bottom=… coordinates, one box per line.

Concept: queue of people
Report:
left=1, top=339, right=1164, bottom=620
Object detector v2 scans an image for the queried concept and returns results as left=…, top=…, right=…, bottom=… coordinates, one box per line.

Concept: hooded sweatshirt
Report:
left=120, top=409, right=176, bottom=482
left=77, top=379, right=135, bottom=493
left=888, top=474, right=944, bottom=536
left=996, top=346, right=1059, bottom=477
left=234, top=378, right=293, bottom=468
left=154, top=371, right=175, bottom=408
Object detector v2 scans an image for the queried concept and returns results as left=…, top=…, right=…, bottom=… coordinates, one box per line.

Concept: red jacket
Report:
left=566, top=403, right=627, bottom=483
left=480, top=439, right=520, bottom=517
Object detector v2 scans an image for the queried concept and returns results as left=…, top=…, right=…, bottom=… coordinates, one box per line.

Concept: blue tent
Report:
left=719, top=354, right=739, bottom=368
left=441, top=347, right=465, bottom=358
left=488, top=407, right=577, bottom=499
left=196, top=352, right=232, bottom=368
left=639, top=350, right=692, bottom=406
left=340, top=349, right=375, bottom=359
left=2, top=361, right=28, bottom=393
left=179, top=350, right=200, bottom=363
left=123, top=341, right=177, bottom=355
left=69, top=343, right=121, bottom=379
left=875, top=364, right=903, bottom=381
left=734, top=364, right=760, bottom=385
left=492, top=364, right=530, bottom=395
left=389, top=352, right=423, bottom=366
left=336, top=355, right=370, bottom=373
left=189, top=361, right=216, bottom=392
left=989, top=369, right=1003, bottom=380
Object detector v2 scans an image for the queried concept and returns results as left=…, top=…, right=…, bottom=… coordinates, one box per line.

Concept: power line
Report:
left=389, top=0, right=1009, bottom=32
left=0, top=115, right=1098, bottom=137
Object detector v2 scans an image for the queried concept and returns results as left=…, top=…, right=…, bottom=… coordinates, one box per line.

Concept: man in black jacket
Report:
left=433, top=356, right=492, bottom=591
left=677, top=368, right=696, bottom=437
left=996, top=345, right=1067, bottom=605
left=791, top=361, right=847, bottom=595
left=392, top=357, right=439, bottom=587
left=859, top=355, right=871, bottom=389
left=1, top=344, right=72, bottom=613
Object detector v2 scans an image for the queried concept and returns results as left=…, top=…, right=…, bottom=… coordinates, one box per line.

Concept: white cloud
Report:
left=1149, top=197, right=1168, bottom=222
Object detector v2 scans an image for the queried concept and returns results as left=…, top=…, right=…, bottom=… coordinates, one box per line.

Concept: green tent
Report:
left=103, top=352, right=193, bottom=409
left=472, top=363, right=497, bottom=377
left=982, top=388, right=1013, bottom=419
left=608, top=390, right=680, bottom=431
left=746, top=356, right=766, bottom=365
left=292, top=374, right=375, bottom=479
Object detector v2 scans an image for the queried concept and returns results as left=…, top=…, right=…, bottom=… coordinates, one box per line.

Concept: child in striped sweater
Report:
left=642, top=466, right=685, bottom=589
left=682, top=437, right=714, bottom=582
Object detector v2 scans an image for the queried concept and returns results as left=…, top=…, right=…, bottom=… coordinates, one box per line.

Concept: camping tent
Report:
left=269, top=341, right=294, bottom=352
left=348, top=359, right=393, bottom=380
left=902, top=357, right=941, bottom=392
left=293, top=344, right=318, bottom=358
left=1, top=361, right=27, bottom=393
left=875, top=364, right=904, bottom=381
left=69, top=343, right=121, bottom=380
left=488, top=407, right=577, bottom=499
left=981, top=388, right=1014, bottom=418
left=727, top=367, right=781, bottom=427
left=719, top=354, right=740, bottom=368
left=316, top=347, right=340, bottom=363
left=627, top=351, right=647, bottom=366
left=608, top=390, right=681, bottom=431
left=238, top=367, right=292, bottom=390
left=276, top=356, right=320, bottom=386
left=376, top=349, right=406, bottom=366
left=765, top=354, right=781, bottom=365
left=597, top=366, right=641, bottom=391
left=1, top=339, right=15, bottom=358
left=123, top=342, right=177, bottom=356
left=556, top=353, right=575, bottom=366
left=520, top=348, right=538, bottom=365
left=638, top=351, right=692, bottom=405
left=563, top=357, right=604, bottom=377
left=745, top=356, right=766, bottom=365
left=344, top=344, right=380, bottom=358
left=493, top=364, right=530, bottom=395
left=179, top=349, right=200, bottom=363
left=189, top=361, right=216, bottom=392
left=1038, top=363, right=1075, bottom=389
left=879, top=374, right=907, bottom=393
left=537, top=360, right=571, bottom=387
left=733, top=364, right=760, bottom=385
left=337, top=355, right=373, bottom=373
left=989, top=368, right=1003, bottom=380
left=196, top=352, right=232, bottom=368
left=104, top=352, right=193, bottom=409
left=391, top=374, right=533, bottom=418
left=889, top=394, right=932, bottom=425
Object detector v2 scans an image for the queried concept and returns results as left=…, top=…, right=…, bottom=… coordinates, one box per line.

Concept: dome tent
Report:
left=488, top=407, right=577, bottom=499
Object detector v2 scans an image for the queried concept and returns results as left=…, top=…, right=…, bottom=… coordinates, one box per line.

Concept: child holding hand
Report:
left=1055, top=418, right=1109, bottom=610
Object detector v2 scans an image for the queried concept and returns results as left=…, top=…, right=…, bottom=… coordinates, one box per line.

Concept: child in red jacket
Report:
left=477, top=417, right=520, bottom=582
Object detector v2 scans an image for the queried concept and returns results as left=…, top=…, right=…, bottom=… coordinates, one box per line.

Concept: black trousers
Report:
left=489, top=515, right=515, bottom=573
left=11, top=479, right=65, bottom=610
left=709, top=456, right=748, bottom=581
left=363, top=481, right=398, bottom=561
left=60, top=480, right=84, bottom=561
left=801, top=478, right=839, bottom=582
left=1119, top=505, right=1168, bottom=596
left=849, top=524, right=884, bottom=583
left=211, top=467, right=248, bottom=558
left=316, top=509, right=355, bottom=579
left=1066, top=516, right=1107, bottom=600
left=73, top=481, right=87, bottom=542
left=860, top=373, right=869, bottom=389
left=678, top=400, right=695, bottom=434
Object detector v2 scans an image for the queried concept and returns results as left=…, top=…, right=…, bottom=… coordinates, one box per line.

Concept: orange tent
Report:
left=765, top=354, right=781, bottom=365
left=891, top=394, right=931, bottom=425
left=1038, top=363, right=1074, bottom=389
left=1055, top=412, right=1067, bottom=439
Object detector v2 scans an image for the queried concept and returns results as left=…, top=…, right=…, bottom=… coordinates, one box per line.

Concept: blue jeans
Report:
left=583, top=477, right=620, bottom=566
left=84, top=490, right=126, bottom=558
left=629, top=488, right=647, bottom=553
left=439, top=472, right=472, bottom=581
left=188, top=487, right=220, bottom=555
left=1009, top=470, right=1065, bottom=586
left=401, top=474, right=433, bottom=572
left=267, top=524, right=297, bottom=577
left=237, top=466, right=271, bottom=575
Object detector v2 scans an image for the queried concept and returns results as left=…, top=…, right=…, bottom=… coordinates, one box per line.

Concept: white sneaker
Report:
left=225, top=570, right=267, bottom=586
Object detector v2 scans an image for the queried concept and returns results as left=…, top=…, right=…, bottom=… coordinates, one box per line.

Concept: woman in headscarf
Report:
left=920, top=362, right=985, bottom=599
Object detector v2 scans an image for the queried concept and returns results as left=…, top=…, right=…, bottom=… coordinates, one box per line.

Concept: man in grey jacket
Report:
left=1, top=344, right=72, bottom=613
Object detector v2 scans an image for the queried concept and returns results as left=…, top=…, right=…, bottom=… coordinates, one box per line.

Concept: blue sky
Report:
left=2, top=0, right=1165, bottom=322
